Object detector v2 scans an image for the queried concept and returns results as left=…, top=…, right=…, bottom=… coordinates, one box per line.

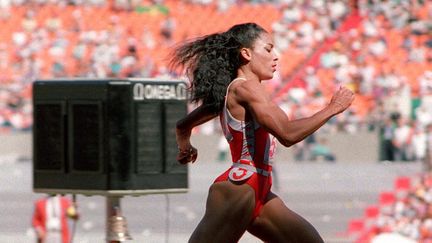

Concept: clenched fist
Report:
left=177, top=146, right=198, bottom=164
left=329, top=86, right=355, bottom=114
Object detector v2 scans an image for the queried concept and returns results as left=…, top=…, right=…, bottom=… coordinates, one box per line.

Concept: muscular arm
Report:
left=177, top=104, right=219, bottom=133
left=236, top=82, right=354, bottom=147
left=176, top=104, right=219, bottom=163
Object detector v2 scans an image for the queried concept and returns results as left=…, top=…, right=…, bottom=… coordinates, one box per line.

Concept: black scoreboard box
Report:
left=32, top=78, right=188, bottom=195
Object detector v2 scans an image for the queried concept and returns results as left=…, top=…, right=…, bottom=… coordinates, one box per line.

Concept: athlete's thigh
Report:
left=189, top=181, right=256, bottom=243
left=247, top=192, right=324, bottom=243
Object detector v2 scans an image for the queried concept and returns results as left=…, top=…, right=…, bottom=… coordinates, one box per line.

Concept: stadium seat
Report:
left=347, top=218, right=365, bottom=236
left=364, top=205, right=379, bottom=219
left=378, top=191, right=396, bottom=213
left=394, top=176, right=411, bottom=191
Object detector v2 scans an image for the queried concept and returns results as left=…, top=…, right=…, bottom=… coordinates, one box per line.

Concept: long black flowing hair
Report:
left=169, top=23, right=267, bottom=113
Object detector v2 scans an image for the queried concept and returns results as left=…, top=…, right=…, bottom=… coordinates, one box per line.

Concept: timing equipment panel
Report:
left=32, top=78, right=188, bottom=196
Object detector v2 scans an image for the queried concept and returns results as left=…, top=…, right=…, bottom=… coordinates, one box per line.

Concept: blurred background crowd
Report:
left=347, top=173, right=432, bottom=243
left=0, top=0, right=429, bottom=136
left=0, top=0, right=430, bottom=242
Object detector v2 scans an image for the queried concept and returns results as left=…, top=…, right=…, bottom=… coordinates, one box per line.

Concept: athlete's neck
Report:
left=237, top=69, right=261, bottom=83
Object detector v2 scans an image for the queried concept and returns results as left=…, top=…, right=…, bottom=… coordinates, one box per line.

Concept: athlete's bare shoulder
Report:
left=233, top=79, right=269, bottom=105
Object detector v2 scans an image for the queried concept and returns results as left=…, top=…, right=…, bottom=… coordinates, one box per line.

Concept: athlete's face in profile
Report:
left=247, top=32, right=279, bottom=80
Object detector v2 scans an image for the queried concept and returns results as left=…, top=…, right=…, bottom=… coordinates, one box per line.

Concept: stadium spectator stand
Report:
left=0, top=1, right=430, bottom=139
left=0, top=0, right=352, bottom=132
left=343, top=173, right=432, bottom=243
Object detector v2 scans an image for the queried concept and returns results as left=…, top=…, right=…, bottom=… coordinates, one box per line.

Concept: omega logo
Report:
left=133, top=83, right=187, bottom=100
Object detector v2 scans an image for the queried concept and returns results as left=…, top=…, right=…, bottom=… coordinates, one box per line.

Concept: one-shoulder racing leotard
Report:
left=214, top=78, right=277, bottom=219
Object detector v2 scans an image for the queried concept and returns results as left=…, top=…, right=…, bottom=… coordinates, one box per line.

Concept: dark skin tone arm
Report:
left=176, top=80, right=354, bottom=163
left=233, top=80, right=354, bottom=147
left=176, top=104, right=219, bottom=164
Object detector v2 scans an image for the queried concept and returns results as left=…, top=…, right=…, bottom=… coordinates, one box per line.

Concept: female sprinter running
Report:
left=171, top=23, right=354, bottom=243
